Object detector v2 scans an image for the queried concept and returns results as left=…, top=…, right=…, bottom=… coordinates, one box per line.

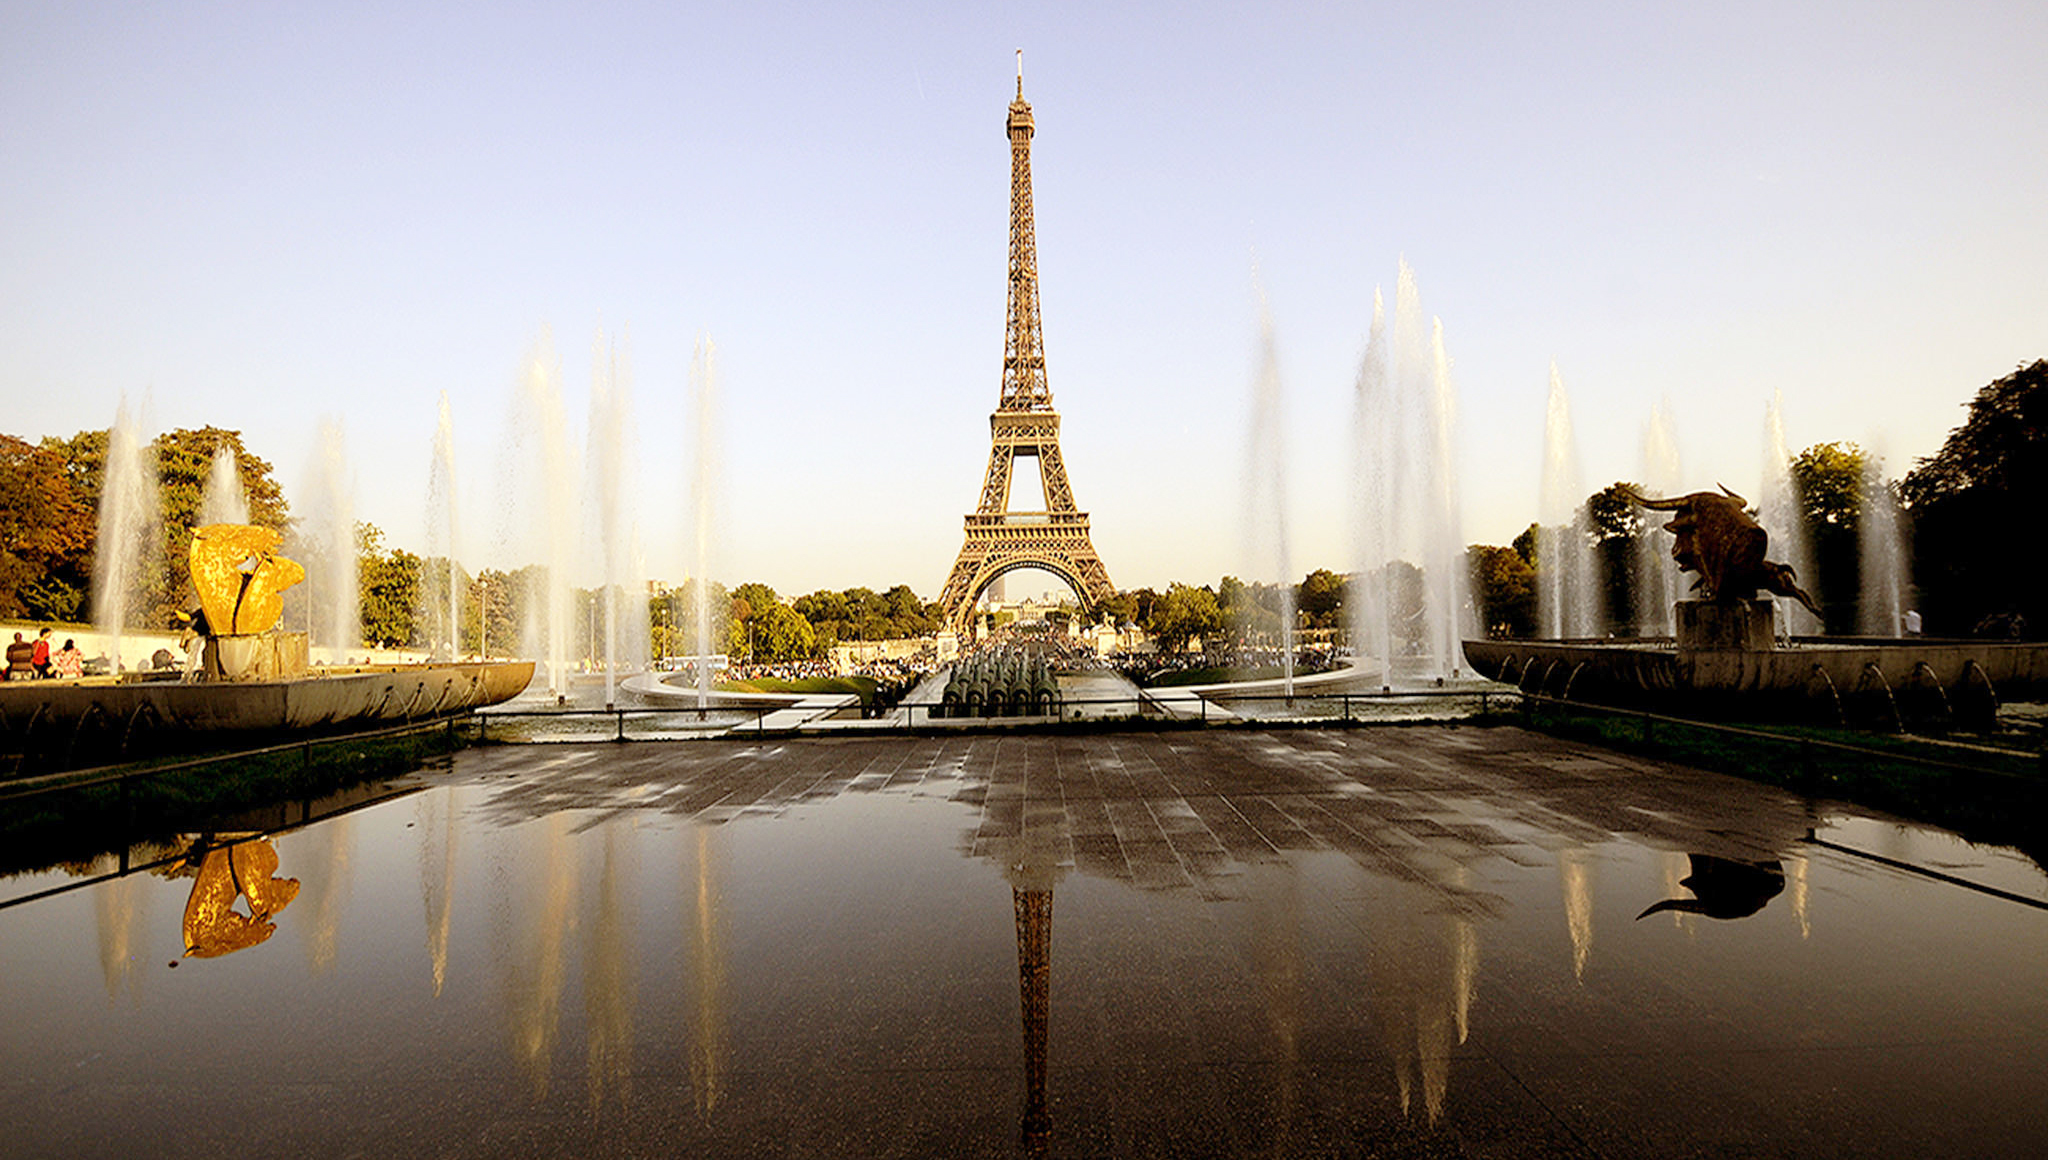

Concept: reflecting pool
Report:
left=5, top=728, right=2047, bottom=1157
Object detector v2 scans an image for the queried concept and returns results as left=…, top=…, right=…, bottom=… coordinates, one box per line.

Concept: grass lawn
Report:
left=717, top=676, right=881, bottom=704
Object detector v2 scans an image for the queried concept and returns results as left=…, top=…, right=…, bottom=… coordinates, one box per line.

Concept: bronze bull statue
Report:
left=1622, top=485, right=1821, bottom=619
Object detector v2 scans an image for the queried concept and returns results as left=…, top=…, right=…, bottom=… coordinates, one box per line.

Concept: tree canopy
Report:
left=1468, top=544, right=1536, bottom=639
left=0, top=434, right=93, bottom=619
left=1148, top=583, right=1223, bottom=652
left=1902, top=359, right=2047, bottom=636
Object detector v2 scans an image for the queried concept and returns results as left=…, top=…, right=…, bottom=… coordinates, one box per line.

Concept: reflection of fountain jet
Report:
left=1365, top=868, right=1480, bottom=1127
left=683, top=825, right=730, bottom=1116
left=92, top=852, right=147, bottom=1000
left=1248, top=866, right=1304, bottom=1148
left=418, top=787, right=459, bottom=996
left=506, top=814, right=578, bottom=1098
left=1658, top=851, right=1697, bottom=935
left=584, top=828, right=634, bottom=1113
left=1558, top=846, right=1595, bottom=981
left=180, top=837, right=300, bottom=958
left=1786, top=853, right=1811, bottom=938
left=300, top=813, right=354, bottom=973
left=1636, top=854, right=1784, bottom=921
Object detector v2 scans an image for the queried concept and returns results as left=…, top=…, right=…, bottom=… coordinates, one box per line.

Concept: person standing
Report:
left=31, top=628, right=53, bottom=678
left=53, top=638, right=85, bottom=679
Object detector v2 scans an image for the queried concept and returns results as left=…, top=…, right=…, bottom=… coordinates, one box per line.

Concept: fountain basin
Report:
left=0, top=660, right=534, bottom=751
left=1465, top=634, right=2048, bottom=725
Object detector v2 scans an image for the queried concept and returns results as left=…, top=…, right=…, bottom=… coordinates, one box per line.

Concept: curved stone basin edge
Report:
left=0, top=660, right=536, bottom=734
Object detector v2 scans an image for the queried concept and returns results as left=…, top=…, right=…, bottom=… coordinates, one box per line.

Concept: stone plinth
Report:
left=205, top=631, right=310, bottom=681
left=1675, top=599, right=1775, bottom=653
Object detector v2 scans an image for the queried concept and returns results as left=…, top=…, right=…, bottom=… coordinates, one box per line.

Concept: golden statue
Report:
left=180, top=837, right=301, bottom=958
left=190, top=524, right=305, bottom=636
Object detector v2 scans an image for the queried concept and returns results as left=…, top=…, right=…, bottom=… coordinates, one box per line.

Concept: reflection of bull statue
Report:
left=1636, top=854, right=1784, bottom=921
left=1623, top=486, right=1821, bottom=618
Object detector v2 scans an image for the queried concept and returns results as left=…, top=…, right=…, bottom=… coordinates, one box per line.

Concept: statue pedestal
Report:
left=1675, top=599, right=1776, bottom=653
left=205, top=632, right=311, bottom=681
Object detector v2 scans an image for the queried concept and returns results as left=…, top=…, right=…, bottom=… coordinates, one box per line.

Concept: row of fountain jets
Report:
left=91, top=328, right=723, bottom=704
left=90, top=262, right=1909, bottom=689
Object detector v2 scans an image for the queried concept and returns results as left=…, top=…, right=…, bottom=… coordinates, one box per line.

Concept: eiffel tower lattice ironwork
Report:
left=937, top=70, right=1116, bottom=634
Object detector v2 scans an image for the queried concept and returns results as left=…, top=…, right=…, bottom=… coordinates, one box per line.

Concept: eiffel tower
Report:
left=937, top=64, right=1115, bottom=635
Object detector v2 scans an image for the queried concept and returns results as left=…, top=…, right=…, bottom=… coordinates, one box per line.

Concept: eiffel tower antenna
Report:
left=937, top=68, right=1116, bottom=637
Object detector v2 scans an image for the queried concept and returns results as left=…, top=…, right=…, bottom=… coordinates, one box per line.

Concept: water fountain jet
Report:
left=93, top=397, right=160, bottom=674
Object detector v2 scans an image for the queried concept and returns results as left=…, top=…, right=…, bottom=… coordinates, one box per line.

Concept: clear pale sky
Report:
left=5, top=2, right=2042, bottom=598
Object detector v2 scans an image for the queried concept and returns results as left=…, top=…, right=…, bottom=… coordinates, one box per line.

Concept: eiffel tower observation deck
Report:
left=937, top=60, right=1117, bottom=635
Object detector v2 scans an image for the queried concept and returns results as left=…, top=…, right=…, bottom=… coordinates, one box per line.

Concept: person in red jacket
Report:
left=31, top=627, right=53, bottom=678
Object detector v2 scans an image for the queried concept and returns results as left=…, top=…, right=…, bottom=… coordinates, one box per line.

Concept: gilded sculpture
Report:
left=190, top=523, right=305, bottom=636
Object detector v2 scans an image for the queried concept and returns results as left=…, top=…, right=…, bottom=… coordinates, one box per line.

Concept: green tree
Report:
left=356, top=523, right=421, bottom=648
left=0, top=434, right=94, bottom=619
left=153, top=427, right=290, bottom=617
left=1792, top=442, right=1870, bottom=634
left=464, top=568, right=519, bottom=657
left=1511, top=522, right=1539, bottom=566
left=1469, top=544, right=1537, bottom=638
left=1902, top=359, right=2048, bottom=636
left=1148, top=583, right=1223, bottom=652
left=1586, top=481, right=1645, bottom=635
left=725, top=582, right=821, bottom=661
left=1097, top=589, right=1140, bottom=627
left=1296, top=568, right=1346, bottom=630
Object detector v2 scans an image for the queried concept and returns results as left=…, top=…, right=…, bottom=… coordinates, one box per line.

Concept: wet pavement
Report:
left=5, top=725, right=2047, bottom=1157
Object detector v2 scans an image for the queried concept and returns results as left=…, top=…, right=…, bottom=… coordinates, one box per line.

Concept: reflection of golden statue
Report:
left=180, top=837, right=301, bottom=958
left=190, top=523, right=305, bottom=636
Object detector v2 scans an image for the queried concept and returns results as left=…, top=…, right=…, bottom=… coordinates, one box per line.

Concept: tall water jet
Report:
left=295, top=418, right=359, bottom=656
left=507, top=330, right=578, bottom=696
left=200, top=446, right=249, bottom=526
left=422, top=393, right=462, bottom=661
left=1348, top=290, right=1391, bottom=679
left=1245, top=281, right=1295, bottom=697
left=584, top=326, right=646, bottom=709
left=1422, top=317, right=1468, bottom=672
left=93, top=397, right=161, bottom=673
left=1538, top=363, right=1596, bottom=639
left=1350, top=261, right=1468, bottom=681
left=1634, top=403, right=1682, bottom=637
left=1761, top=393, right=1819, bottom=636
left=1858, top=451, right=1908, bottom=637
left=689, top=338, right=721, bottom=706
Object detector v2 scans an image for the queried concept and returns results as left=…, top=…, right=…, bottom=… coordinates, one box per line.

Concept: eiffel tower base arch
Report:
left=938, top=535, right=1116, bottom=638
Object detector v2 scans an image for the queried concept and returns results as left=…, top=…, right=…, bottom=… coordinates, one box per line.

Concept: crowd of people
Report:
left=4, top=627, right=86, bottom=680
left=1112, top=640, right=1348, bottom=686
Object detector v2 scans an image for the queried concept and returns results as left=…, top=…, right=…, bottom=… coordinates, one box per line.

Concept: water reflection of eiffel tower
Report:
left=936, top=60, right=1115, bottom=634
left=1013, top=887, right=1053, bottom=1147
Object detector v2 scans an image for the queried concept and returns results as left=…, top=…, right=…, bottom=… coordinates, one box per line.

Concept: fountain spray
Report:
left=1246, top=278, right=1294, bottom=701
left=426, top=393, right=461, bottom=661
left=93, top=397, right=160, bottom=674
left=690, top=338, right=720, bottom=707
